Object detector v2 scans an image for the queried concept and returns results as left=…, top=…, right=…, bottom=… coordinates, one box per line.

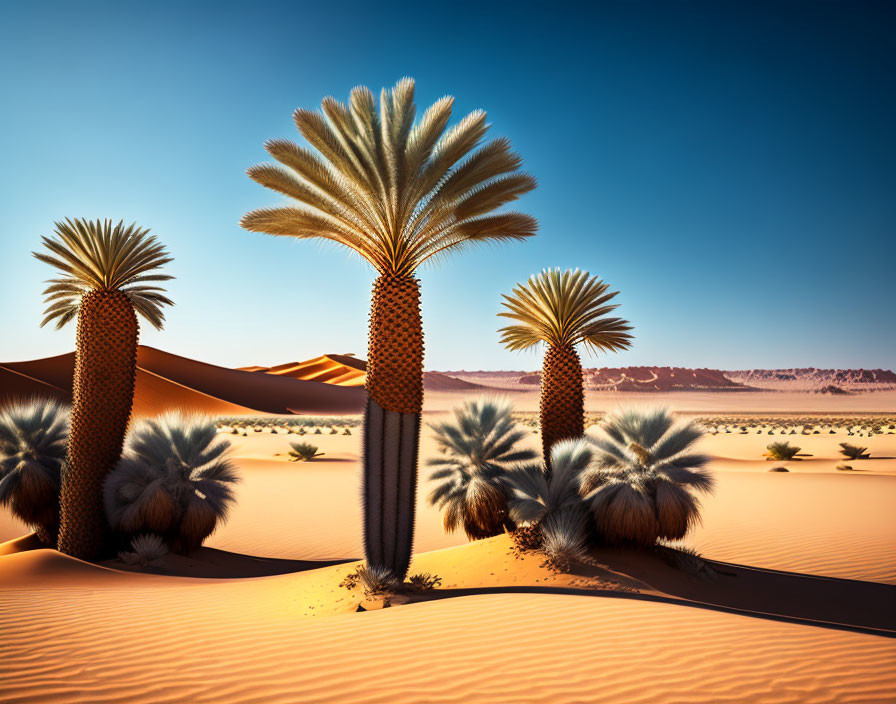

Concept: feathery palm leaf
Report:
left=241, top=79, right=537, bottom=276
left=33, top=218, right=174, bottom=330
left=498, top=268, right=633, bottom=353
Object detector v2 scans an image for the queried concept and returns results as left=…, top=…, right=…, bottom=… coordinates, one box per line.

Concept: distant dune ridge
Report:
left=3, top=350, right=893, bottom=416
left=0, top=347, right=364, bottom=416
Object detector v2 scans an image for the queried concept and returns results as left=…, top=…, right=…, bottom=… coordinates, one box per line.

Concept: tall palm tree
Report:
left=33, top=218, right=173, bottom=558
left=241, top=79, right=537, bottom=578
left=498, top=268, right=632, bottom=470
left=426, top=398, right=535, bottom=540
left=582, top=408, right=714, bottom=546
left=0, top=400, right=70, bottom=545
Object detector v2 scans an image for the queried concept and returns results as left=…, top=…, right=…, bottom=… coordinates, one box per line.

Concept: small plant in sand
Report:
left=340, top=564, right=400, bottom=599
left=118, top=533, right=169, bottom=567
left=582, top=408, right=714, bottom=547
left=763, top=441, right=803, bottom=461
left=427, top=398, right=535, bottom=540
left=540, top=509, right=588, bottom=570
left=505, top=439, right=592, bottom=562
left=836, top=464, right=855, bottom=472
left=0, top=400, right=70, bottom=545
left=288, top=441, right=324, bottom=462
left=104, top=415, right=240, bottom=554
left=407, top=573, right=442, bottom=591
left=313, top=428, right=322, bottom=435
left=343, top=428, right=351, bottom=435
left=838, top=442, right=871, bottom=460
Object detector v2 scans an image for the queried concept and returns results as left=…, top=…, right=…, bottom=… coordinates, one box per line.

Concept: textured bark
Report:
left=363, top=275, right=423, bottom=579
left=57, top=290, right=138, bottom=559
left=540, top=343, right=584, bottom=473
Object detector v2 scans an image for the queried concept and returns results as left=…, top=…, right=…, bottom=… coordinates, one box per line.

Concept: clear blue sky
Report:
left=1, top=0, right=893, bottom=371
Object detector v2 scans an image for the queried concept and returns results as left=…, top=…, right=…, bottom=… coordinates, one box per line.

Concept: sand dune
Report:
left=0, top=537, right=894, bottom=703
left=0, top=347, right=365, bottom=416
left=246, top=353, right=367, bottom=387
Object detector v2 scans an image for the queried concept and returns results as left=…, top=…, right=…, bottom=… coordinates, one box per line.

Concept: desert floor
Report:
left=1, top=391, right=895, bottom=703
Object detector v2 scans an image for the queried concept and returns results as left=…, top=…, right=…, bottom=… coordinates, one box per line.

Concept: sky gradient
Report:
left=1, top=0, right=893, bottom=371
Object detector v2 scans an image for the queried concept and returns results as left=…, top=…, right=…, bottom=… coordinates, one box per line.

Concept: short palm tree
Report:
left=426, top=398, right=535, bottom=540
left=582, top=408, right=713, bottom=546
left=498, top=268, right=632, bottom=470
left=104, top=414, right=239, bottom=554
left=242, top=79, right=537, bottom=578
left=34, top=218, right=173, bottom=559
left=0, top=400, right=69, bottom=544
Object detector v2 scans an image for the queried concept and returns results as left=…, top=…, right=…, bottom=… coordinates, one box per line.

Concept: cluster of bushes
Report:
left=427, top=399, right=714, bottom=569
left=0, top=400, right=239, bottom=563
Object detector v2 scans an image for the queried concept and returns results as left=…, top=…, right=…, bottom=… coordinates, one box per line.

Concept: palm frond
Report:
left=498, top=268, right=633, bottom=353
left=242, top=79, right=537, bottom=276
left=33, top=218, right=173, bottom=330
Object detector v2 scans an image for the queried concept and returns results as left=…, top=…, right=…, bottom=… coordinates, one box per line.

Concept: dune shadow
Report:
left=411, top=548, right=896, bottom=639
left=103, top=546, right=355, bottom=579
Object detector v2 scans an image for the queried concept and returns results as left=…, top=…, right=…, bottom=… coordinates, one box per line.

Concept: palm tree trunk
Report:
left=363, top=275, right=423, bottom=580
left=57, top=290, right=138, bottom=559
left=539, top=342, right=584, bottom=473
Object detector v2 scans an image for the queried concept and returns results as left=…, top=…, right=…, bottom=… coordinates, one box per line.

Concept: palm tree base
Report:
left=362, top=397, right=420, bottom=580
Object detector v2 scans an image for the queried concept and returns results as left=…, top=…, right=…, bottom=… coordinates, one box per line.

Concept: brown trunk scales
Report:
left=57, top=289, right=138, bottom=559
left=540, top=342, right=584, bottom=474
left=363, top=274, right=423, bottom=580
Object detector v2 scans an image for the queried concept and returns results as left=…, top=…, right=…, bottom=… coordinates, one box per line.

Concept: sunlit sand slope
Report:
left=0, top=547, right=893, bottom=703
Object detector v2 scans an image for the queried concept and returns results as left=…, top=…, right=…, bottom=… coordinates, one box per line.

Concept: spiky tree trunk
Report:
left=363, top=275, right=423, bottom=580
left=539, top=343, right=584, bottom=473
left=57, top=290, right=138, bottom=559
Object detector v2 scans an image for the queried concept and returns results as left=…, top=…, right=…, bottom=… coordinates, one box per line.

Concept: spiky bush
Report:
left=427, top=398, right=535, bottom=540
left=0, top=400, right=69, bottom=544
left=288, top=441, right=323, bottom=462
left=118, top=533, right=169, bottom=567
left=764, top=441, right=801, bottom=461
left=104, top=414, right=240, bottom=554
left=341, top=564, right=400, bottom=599
left=583, top=408, right=714, bottom=546
left=407, top=572, right=442, bottom=591
left=540, top=509, right=588, bottom=570
left=505, top=438, right=591, bottom=528
left=839, top=442, right=870, bottom=460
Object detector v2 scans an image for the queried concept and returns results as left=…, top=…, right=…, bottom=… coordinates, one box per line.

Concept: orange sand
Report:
left=1, top=400, right=894, bottom=702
